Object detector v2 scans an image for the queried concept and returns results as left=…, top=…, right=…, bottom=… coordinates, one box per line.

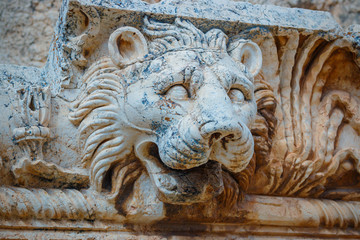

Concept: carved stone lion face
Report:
left=127, top=49, right=258, bottom=203
left=70, top=17, right=262, bottom=205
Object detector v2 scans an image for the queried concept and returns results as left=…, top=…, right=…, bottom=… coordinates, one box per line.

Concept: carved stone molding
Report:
left=1, top=187, right=360, bottom=228
left=0, top=0, right=359, bottom=239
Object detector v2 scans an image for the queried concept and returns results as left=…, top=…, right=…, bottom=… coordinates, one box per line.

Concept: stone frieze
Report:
left=0, top=0, right=360, bottom=238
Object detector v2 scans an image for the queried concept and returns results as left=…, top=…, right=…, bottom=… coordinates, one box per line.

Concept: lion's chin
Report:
left=135, top=141, right=224, bottom=205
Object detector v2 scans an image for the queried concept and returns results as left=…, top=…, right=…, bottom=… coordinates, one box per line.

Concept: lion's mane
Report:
left=69, top=58, right=144, bottom=199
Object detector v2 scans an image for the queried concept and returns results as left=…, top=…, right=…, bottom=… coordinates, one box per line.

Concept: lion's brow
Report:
left=215, top=67, right=253, bottom=98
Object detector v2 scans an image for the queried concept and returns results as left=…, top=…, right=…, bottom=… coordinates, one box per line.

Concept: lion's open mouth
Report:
left=135, top=141, right=224, bottom=204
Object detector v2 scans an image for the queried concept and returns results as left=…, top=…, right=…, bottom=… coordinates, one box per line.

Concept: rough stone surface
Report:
left=0, top=0, right=358, bottom=68
left=241, top=0, right=360, bottom=28
left=0, top=0, right=360, bottom=239
left=0, top=0, right=62, bottom=68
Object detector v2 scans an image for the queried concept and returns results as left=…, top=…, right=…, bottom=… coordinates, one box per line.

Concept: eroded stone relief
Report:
left=68, top=17, right=261, bottom=206
left=248, top=32, right=360, bottom=200
left=0, top=0, right=360, bottom=239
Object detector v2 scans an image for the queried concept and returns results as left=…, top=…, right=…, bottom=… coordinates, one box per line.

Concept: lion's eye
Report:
left=166, top=85, right=189, bottom=100
left=228, top=88, right=245, bottom=103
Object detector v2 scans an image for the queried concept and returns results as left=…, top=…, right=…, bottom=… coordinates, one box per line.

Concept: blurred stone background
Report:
left=0, top=0, right=359, bottom=68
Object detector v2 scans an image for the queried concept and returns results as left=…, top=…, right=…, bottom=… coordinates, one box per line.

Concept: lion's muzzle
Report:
left=158, top=84, right=254, bottom=173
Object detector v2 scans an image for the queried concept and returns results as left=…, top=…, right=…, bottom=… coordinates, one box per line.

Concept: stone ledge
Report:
left=79, top=0, right=341, bottom=32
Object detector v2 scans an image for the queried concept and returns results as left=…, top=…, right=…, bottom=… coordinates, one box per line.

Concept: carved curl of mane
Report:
left=143, top=17, right=228, bottom=56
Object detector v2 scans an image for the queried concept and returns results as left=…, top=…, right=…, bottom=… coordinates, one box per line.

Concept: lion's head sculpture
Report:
left=69, top=17, right=269, bottom=205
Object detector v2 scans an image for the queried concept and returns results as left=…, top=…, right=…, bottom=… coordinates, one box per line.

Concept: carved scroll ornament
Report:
left=248, top=30, right=360, bottom=200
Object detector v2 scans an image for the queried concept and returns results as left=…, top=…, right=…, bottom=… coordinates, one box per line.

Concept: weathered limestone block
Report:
left=0, top=0, right=360, bottom=239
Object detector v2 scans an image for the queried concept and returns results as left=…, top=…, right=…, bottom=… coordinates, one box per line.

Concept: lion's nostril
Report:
left=208, top=132, right=222, bottom=146
left=148, top=142, right=161, bottom=160
left=226, top=134, right=235, bottom=139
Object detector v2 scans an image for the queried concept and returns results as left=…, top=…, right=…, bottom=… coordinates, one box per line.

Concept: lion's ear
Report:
left=108, top=27, right=148, bottom=68
left=228, top=40, right=262, bottom=78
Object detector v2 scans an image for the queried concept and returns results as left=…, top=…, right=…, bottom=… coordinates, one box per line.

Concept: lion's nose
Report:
left=194, top=85, right=242, bottom=145
left=200, top=120, right=242, bottom=145
left=194, top=87, right=253, bottom=173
